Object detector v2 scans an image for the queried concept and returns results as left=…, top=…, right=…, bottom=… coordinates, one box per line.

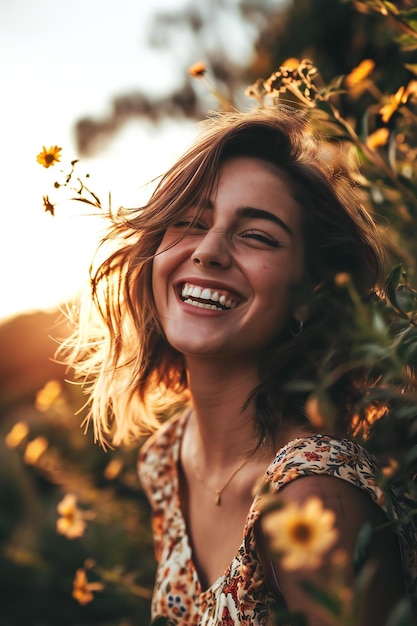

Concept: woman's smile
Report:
left=179, top=282, right=241, bottom=310
left=152, top=156, right=304, bottom=358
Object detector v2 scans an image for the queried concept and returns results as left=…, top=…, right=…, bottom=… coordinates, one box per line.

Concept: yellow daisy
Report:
left=379, top=86, right=406, bottom=124
left=35, top=379, right=62, bottom=411
left=24, top=436, right=48, bottom=465
left=72, top=569, right=104, bottom=605
left=5, top=422, right=29, bottom=448
left=56, top=493, right=87, bottom=539
left=345, top=59, right=375, bottom=88
left=36, top=145, right=62, bottom=168
left=366, top=127, right=390, bottom=150
left=262, top=497, right=338, bottom=570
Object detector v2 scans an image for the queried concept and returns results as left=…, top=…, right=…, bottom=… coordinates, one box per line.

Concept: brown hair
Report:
left=58, top=107, right=388, bottom=447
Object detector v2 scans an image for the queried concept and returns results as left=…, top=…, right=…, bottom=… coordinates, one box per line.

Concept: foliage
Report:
left=0, top=382, right=155, bottom=625
left=74, top=0, right=278, bottom=156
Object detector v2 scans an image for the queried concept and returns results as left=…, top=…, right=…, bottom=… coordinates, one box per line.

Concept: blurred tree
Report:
left=74, top=0, right=417, bottom=269
left=74, top=0, right=286, bottom=155
left=247, top=0, right=411, bottom=84
left=74, top=0, right=413, bottom=155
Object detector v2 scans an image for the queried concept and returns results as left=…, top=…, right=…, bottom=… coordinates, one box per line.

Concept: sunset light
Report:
left=0, top=0, right=198, bottom=324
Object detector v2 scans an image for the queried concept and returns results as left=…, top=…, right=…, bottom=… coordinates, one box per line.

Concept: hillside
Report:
left=0, top=308, right=70, bottom=408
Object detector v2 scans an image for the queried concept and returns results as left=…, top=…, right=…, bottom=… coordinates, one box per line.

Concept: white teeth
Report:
left=191, top=286, right=202, bottom=298
left=181, top=282, right=238, bottom=310
left=185, top=299, right=221, bottom=310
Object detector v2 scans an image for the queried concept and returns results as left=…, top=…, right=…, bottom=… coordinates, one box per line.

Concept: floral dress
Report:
left=138, top=411, right=417, bottom=625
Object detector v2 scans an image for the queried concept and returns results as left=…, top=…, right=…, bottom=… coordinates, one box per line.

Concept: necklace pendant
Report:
left=215, top=491, right=221, bottom=506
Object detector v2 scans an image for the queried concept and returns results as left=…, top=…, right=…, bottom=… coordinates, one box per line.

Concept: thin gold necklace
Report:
left=192, top=455, right=247, bottom=506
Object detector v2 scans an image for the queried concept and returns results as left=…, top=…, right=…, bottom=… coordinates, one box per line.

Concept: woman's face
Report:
left=152, top=156, right=304, bottom=361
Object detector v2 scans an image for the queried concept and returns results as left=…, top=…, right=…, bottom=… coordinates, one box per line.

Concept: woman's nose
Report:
left=191, top=230, right=232, bottom=268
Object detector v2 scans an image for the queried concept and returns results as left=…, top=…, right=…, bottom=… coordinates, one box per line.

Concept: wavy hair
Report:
left=58, top=107, right=388, bottom=447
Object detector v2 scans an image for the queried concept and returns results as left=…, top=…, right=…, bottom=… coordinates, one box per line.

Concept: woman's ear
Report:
left=289, top=304, right=309, bottom=337
left=294, top=303, right=310, bottom=324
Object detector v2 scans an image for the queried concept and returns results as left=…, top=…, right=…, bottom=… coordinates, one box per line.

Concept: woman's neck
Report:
left=184, top=355, right=261, bottom=466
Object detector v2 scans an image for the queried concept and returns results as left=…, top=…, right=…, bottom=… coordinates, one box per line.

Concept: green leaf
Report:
left=404, top=63, right=417, bottom=76
left=386, top=597, right=415, bottom=626
left=404, top=444, right=417, bottom=466
left=385, top=265, right=410, bottom=320
left=383, top=2, right=399, bottom=15
left=400, top=8, right=417, bottom=19
left=299, top=579, right=343, bottom=617
left=396, top=33, right=417, bottom=50
left=353, top=521, right=373, bottom=575
left=350, top=561, right=378, bottom=622
left=272, top=609, right=308, bottom=626
left=285, top=379, right=317, bottom=393
left=393, top=404, right=417, bottom=420
left=150, top=618, right=172, bottom=626
left=402, top=18, right=417, bottom=33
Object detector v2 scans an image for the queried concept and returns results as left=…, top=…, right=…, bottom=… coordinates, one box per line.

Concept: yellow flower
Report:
left=35, top=379, right=62, bottom=411
left=36, top=145, right=62, bottom=168
left=188, top=61, right=207, bottom=78
left=56, top=493, right=87, bottom=539
left=404, top=79, right=417, bottom=101
left=305, top=394, right=325, bottom=428
left=379, top=80, right=417, bottom=124
left=281, top=57, right=301, bottom=71
left=24, top=436, right=48, bottom=464
left=263, top=59, right=318, bottom=108
left=262, top=497, right=338, bottom=570
left=334, top=272, right=351, bottom=287
left=104, top=457, right=123, bottom=480
left=345, top=59, right=375, bottom=88
left=379, top=86, right=406, bottom=123
left=5, top=422, right=29, bottom=448
left=381, top=458, right=399, bottom=477
left=352, top=403, right=389, bottom=439
left=72, top=568, right=104, bottom=605
left=366, top=127, right=390, bottom=150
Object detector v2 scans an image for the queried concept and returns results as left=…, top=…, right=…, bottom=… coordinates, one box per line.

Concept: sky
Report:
left=0, top=0, right=204, bottom=323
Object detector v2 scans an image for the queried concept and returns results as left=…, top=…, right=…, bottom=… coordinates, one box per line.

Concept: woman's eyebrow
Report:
left=237, top=206, right=293, bottom=237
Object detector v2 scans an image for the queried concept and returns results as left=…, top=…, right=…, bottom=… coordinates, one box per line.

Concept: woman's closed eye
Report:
left=172, top=218, right=207, bottom=231
left=240, top=229, right=282, bottom=248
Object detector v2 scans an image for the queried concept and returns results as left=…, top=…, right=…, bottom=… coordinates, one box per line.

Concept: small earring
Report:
left=290, top=317, right=304, bottom=337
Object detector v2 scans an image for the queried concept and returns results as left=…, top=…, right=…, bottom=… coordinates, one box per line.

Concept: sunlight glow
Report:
left=0, top=0, right=199, bottom=323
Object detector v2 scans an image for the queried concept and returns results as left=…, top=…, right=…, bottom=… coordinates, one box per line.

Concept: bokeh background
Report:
left=1, top=1, right=416, bottom=624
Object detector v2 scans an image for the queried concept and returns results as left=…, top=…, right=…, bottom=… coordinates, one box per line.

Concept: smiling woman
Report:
left=152, top=157, right=304, bottom=359
left=58, top=107, right=417, bottom=625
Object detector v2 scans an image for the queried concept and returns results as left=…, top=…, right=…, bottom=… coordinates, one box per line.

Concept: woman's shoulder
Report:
left=266, top=434, right=384, bottom=507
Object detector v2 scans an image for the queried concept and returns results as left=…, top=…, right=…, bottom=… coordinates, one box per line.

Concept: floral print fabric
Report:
left=138, top=411, right=417, bottom=625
